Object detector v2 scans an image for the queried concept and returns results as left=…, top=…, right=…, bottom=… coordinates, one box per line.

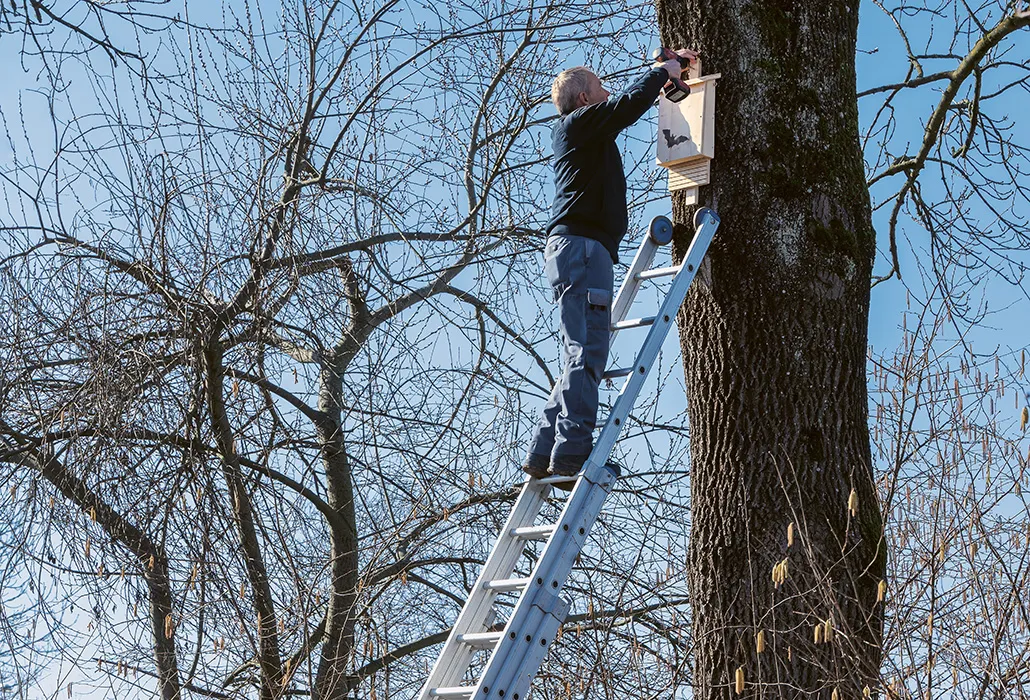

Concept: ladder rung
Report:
left=602, top=367, right=633, bottom=379
left=457, top=631, right=503, bottom=648
left=636, top=265, right=681, bottom=280
left=537, top=473, right=578, bottom=486
left=611, top=316, right=655, bottom=331
left=510, top=524, right=556, bottom=540
left=483, top=577, right=531, bottom=592
left=430, top=687, right=474, bottom=699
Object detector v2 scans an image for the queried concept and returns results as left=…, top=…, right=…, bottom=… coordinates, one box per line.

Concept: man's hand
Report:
left=656, top=59, right=683, bottom=80
left=653, top=48, right=698, bottom=81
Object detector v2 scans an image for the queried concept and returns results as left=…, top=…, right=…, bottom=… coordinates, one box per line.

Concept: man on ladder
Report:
left=419, top=51, right=720, bottom=700
left=524, top=49, right=697, bottom=482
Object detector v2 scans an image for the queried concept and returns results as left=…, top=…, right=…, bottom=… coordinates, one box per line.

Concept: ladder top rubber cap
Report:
left=694, top=207, right=719, bottom=230
left=648, top=216, right=673, bottom=245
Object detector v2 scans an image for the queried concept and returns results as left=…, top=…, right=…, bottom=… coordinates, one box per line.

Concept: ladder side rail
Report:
left=419, top=481, right=553, bottom=698
left=474, top=472, right=616, bottom=699
left=474, top=591, right=567, bottom=700
left=487, top=477, right=612, bottom=698
left=489, top=592, right=572, bottom=700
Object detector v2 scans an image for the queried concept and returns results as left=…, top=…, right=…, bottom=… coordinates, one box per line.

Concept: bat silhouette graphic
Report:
left=662, top=129, right=690, bottom=149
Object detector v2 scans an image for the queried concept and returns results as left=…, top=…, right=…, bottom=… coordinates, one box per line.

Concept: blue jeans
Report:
left=526, top=235, right=614, bottom=467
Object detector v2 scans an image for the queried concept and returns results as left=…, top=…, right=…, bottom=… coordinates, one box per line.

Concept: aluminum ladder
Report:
left=419, top=207, right=721, bottom=700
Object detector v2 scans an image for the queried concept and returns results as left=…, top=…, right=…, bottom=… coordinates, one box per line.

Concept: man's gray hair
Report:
left=551, top=67, right=595, bottom=115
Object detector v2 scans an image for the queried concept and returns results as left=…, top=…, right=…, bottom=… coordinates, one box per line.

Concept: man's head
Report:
left=551, top=67, right=610, bottom=115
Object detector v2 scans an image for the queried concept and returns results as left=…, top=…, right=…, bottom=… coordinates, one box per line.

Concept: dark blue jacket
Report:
left=546, top=67, right=669, bottom=263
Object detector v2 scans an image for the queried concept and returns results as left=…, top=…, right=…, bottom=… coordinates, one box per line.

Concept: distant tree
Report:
left=3, top=1, right=1028, bottom=699
left=0, top=1, right=676, bottom=698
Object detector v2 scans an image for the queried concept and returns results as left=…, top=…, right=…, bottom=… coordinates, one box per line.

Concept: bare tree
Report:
left=0, top=0, right=681, bottom=698
left=3, top=1, right=1028, bottom=699
left=862, top=2, right=1030, bottom=697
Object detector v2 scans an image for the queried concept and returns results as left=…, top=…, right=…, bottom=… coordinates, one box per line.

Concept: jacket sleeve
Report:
left=565, top=67, right=669, bottom=142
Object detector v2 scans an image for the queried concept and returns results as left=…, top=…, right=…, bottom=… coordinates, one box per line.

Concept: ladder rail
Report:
left=608, top=216, right=672, bottom=340
left=475, top=467, right=616, bottom=700
left=592, top=208, right=718, bottom=462
left=419, top=480, right=551, bottom=696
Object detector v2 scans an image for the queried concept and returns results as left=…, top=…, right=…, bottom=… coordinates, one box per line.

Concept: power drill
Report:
left=652, top=47, right=694, bottom=102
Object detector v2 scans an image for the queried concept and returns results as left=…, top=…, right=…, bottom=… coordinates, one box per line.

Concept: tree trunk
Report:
left=656, top=0, right=887, bottom=697
left=204, top=345, right=285, bottom=698
left=312, top=362, right=361, bottom=700
left=312, top=294, right=368, bottom=700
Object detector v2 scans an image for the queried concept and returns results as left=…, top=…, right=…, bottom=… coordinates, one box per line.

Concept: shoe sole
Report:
left=521, top=465, right=550, bottom=480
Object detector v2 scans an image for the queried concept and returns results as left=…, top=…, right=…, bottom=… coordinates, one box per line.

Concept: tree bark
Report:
left=655, top=0, right=886, bottom=697
left=313, top=261, right=367, bottom=700
left=312, top=363, right=361, bottom=700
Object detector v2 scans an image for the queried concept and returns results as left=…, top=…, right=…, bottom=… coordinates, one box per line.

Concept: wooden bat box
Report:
left=656, top=62, right=719, bottom=202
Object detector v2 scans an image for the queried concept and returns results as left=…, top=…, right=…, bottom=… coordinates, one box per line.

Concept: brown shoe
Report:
left=545, top=454, right=587, bottom=492
left=546, top=454, right=589, bottom=477
left=521, top=453, right=550, bottom=479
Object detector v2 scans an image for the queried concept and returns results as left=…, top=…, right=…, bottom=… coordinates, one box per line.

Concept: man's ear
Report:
left=577, top=91, right=588, bottom=107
